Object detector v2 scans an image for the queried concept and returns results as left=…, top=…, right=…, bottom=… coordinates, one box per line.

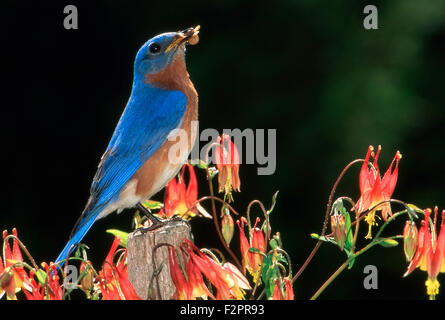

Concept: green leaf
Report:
left=141, top=200, right=163, bottom=210
left=343, top=248, right=355, bottom=269
left=153, top=262, right=164, bottom=277
left=310, top=233, right=337, bottom=245
left=310, top=233, right=320, bottom=240
left=268, top=191, right=279, bottom=215
left=35, top=269, right=47, bottom=285
left=261, top=254, right=272, bottom=280
left=261, top=253, right=278, bottom=299
left=348, top=258, right=355, bottom=269
left=248, top=247, right=266, bottom=256
left=276, top=253, right=288, bottom=265
left=344, top=211, right=354, bottom=251
left=196, top=160, right=209, bottom=169
left=378, top=238, right=399, bottom=247
left=265, top=274, right=277, bottom=299
left=91, top=292, right=101, bottom=300
left=406, top=204, right=420, bottom=219
left=271, top=232, right=282, bottom=248
left=74, top=247, right=81, bottom=258
left=106, top=229, right=129, bottom=247
left=269, top=238, right=279, bottom=249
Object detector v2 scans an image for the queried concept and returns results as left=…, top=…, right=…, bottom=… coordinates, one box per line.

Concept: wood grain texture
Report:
left=127, top=219, right=190, bottom=299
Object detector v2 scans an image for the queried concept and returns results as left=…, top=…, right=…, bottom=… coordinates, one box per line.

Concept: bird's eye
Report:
left=148, top=43, right=161, bottom=54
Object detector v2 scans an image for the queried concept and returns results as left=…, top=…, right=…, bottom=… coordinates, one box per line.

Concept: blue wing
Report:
left=89, top=88, right=187, bottom=209
left=55, top=87, right=187, bottom=265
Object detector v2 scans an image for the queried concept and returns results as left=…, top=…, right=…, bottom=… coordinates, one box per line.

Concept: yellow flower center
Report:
left=175, top=202, right=189, bottom=217
left=224, top=169, right=234, bottom=202
left=364, top=209, right=380, bottom=239
left=174, top=202, right=195, bottom=220
left=425, top=278, right=440, bottom=297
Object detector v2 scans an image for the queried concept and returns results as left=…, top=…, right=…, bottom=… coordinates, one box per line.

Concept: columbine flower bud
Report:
left=403, top=221, right=418, bottom=262
left=236, top=217, right=265, bottom=283
left=221, top=211, right=234, bottom=246
left=0, top=267, right=15, bottom=298
left=80, top=261, right=95, bottom=293
left=215, top=134, right=240, bottom=202
left=250, top=218, right=266, bottom=282
left=331, top=213, right=346, bottom=251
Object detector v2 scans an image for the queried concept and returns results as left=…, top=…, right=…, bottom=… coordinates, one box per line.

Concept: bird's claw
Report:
left=135, top=220, right=165, bottom=234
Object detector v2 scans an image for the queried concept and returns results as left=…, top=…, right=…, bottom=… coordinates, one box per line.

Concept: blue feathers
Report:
left=55, top=28, right=199, bottom=267
left=90, top=86, right=187, bottom=210
left=55, top=207, right=101, bottom=266
left=55, top=85, right=187, bottom=265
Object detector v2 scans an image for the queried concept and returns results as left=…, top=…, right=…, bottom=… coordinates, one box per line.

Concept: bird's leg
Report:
left=136, top=203, right=165, bottom=232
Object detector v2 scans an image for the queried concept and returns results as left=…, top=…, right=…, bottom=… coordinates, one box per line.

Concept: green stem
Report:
left=310, top=259, right=350, bottom=300
left=310, top=235, right=403, bottom=300
left=206, top=169, right=243, bottom=271
left=373, top=210, right=409, bottom=240
left=292, top=159, right=364, bottom=284
left=3, top=234, right=39, bottom=270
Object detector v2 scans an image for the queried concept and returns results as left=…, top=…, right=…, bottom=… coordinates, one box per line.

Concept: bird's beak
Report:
left=164, top=25, right=200, bottom=53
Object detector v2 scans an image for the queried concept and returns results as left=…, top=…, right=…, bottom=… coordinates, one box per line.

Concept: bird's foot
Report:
left=135, top=221, right=165, bottom=234
left=136, top=203, right=165, bottom=233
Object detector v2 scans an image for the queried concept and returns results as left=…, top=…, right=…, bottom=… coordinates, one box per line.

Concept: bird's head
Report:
left=134, top=26, right=200, bottom=76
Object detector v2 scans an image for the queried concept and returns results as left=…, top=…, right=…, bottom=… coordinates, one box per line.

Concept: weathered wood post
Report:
left=127, top=219, right=191, bottom=299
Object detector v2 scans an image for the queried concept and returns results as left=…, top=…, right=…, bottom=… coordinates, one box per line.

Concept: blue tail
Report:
left=55, top=208, right=101, bottom=267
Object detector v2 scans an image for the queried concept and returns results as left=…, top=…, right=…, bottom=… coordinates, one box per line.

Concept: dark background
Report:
left=1, top=0, right=444, bottom=299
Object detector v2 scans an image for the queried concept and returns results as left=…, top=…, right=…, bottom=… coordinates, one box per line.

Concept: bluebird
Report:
left=55, top=26, right=200, bottom=265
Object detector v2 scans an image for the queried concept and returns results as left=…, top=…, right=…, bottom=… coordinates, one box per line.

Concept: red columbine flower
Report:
left=251, top=219, right=266, bottom=276
left=271, top=277, right=294, bottom=300
left=23, top=263, right=63, bottom=300
left=404, top=207, right=445, bottom=298
left=160, top=164, right=210, bottom=220
left=189, top=251, right=232, bottom=300
left=237, top=218, right=251, bottom=273
left=170, top=239, right=250, bottom=300
left=237, top=217, right=266, bottom=283
left=0, top=229, right=32, bottom=300
left=168, top=246, right=214, bottom=300
left=23, top=270, right=44, bottom=300
left=41, top=262, right=63, bottom=300
left=220, top=261, right=251, bottom=299
left=168, top=247, right=191, bottom=299
left=284, top=277, right=294, bottom=299
left=355, top=145, right=402, bottom=238
left=215, top=134, right=240, bottom=201
left=98, top=237, right=140, bottom=300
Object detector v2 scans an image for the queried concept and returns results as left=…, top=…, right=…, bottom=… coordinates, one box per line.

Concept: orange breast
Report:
left=131, top=53, right=198, bottom=199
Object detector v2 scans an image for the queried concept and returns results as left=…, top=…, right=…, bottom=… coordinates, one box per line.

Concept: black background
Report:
left=1, top=0, right=444, bottom=299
